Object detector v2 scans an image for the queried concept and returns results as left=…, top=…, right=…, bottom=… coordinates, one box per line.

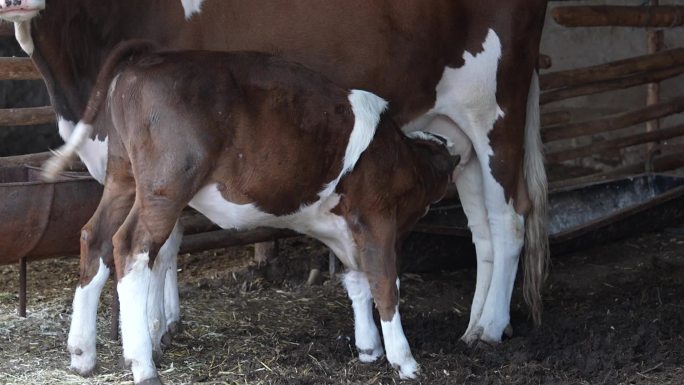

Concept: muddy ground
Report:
left=1, top=226, right=683, bottom=385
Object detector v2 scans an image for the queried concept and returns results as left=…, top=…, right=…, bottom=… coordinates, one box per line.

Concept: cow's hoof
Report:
left=461, top=326, right=483, bottom=346
left=504, top=323, right=514, bottom=339
left=167, top=320, right=182, bottom=336
left=152, top=349, right=163, bottom=366
left=137, top=377, right=164, bottom=385
left=161, top=331, right=173, bottom=349
left=358, top=346, right=384, bottom=363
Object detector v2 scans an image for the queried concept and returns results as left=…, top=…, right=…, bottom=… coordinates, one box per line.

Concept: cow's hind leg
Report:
left=68, top=171, right=135, bottom=375
left=342, top=269, right=384, bottom=362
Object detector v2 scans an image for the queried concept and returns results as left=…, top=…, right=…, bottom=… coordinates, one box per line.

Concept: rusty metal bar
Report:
left=18, top=256, right=26, bottom=317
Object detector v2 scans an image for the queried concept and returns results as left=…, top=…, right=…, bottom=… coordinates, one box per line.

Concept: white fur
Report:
left=343, top=271, right=383, bottom=362
left=318, top=90, right=387, bottom=197
left=402, top=29, right=526, bottom=343
left=67, top=258, right=109, bottom=375
left=118, top=252, right=157, bottom=383
left=52, top=118, right=109, bottom=183
left=405, top=130, right=454, bottom=150
left=13, top=21, right=33, bottom=55
left=43, top=121, right=93, bottom=180
left=180, top=0, right=205, bottom=19
left=190, top=185, right=358, bottom=270
left=343, top=90, right=387, bottom=175
left=380, top=305, right=418, bottom=379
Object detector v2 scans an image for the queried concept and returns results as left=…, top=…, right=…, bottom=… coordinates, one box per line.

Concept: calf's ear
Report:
left=448, top=155, right=461, bottom=173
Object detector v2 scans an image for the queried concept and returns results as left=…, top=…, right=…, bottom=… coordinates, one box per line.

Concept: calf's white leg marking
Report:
left=381, top=281, right=418, bottom=379
left=67, top=258, right=109, bottom=375
left=118, top=252, right=157, bottom=383
left=343, top=270, right=383, bottom=362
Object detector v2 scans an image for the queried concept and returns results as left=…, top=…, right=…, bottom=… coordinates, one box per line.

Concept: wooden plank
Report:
left=552, top=6, right=684, bottom=28
left=550, top=151, right=684, bottom=190
left=547, top=123, right=684, bottom=163
left=542, top=95, right=684, bottom=142
left=0, top=152, right=51, bottom=167
left=541, top=110, right=571, bottom=127
left=0, top=106, right=55, bottom=126
left=0, top=57, right=41, bottom=80
left=646, top=1, right=663, bottom=152
left=540, top=64, right=684, bottom=104
left=540, top=48, right=684, bottom=90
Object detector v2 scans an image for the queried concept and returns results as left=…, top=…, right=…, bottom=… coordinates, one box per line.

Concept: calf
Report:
left=47, top=40, right=459, bottom=383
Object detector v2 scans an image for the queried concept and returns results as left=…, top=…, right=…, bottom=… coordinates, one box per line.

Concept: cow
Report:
left=0, top=0, right=549, bottom=377
left=46, top=39, right=461, bottom=382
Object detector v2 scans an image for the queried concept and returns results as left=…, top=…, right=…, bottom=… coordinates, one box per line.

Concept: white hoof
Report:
left=68, top=344, right=96, bottom=376
left=393, top=356, right=420, bottom=380
left=358, top=346, right=384, bottom=363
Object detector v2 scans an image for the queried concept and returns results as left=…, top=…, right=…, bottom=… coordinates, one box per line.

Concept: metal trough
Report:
left=0, top=165, right=102, bottom=265
left=414, top=173, right=684, bottom=256
left=0, top=165, right=102, bottom=316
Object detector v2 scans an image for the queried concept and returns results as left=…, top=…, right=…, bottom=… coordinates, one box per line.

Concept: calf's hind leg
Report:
left=68, top=171, right=135, bottom=376
left=113, top=196, right=189, bottom=384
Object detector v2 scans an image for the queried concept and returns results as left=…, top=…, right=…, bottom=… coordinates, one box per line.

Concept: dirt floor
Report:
left=1, top=225, right=684, bottom=385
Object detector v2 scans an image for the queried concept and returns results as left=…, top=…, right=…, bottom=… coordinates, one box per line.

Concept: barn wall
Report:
left=0, top=37, right=59, bottom=156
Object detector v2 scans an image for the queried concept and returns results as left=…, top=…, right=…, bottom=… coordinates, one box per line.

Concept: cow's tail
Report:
left=522, top=71, right=549, bottom=326
left=42, top=40, right=156, bottom=181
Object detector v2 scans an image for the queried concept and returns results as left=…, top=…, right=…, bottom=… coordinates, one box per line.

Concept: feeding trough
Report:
left=0, top=165, right=103, bottom=315
left=414, top=173, right=684, bottom=257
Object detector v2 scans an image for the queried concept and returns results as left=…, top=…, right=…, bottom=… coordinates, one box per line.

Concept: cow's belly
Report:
left=189, top=183, right=358, bottom=270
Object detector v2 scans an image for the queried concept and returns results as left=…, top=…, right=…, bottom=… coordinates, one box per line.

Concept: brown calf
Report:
left=48, top=41, right=458, bottom=383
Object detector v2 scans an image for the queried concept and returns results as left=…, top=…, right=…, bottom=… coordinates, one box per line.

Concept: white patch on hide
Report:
left=180, top=0, right=205, bottom=20
left=380, top=305, right=418, bottom=379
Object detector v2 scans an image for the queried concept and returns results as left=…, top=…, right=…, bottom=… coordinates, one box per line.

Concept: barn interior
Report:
left=1, top=1, right=684, bottom=384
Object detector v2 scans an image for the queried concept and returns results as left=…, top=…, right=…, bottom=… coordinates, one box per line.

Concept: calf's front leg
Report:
left=342, top=269, right=384, bottom=362
left=354, top=216, right=418, bottom=379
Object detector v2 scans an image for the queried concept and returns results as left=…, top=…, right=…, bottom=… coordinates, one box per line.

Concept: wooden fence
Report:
left=543, top=3, right=684, bottom=188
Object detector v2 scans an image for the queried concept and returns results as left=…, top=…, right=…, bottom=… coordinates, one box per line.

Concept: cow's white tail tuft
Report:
left=42, top=122, right=93, bottom=181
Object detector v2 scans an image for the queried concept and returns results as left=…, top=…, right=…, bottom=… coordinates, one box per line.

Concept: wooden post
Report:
left=18, top=256, right=27, bottom=317
left=646, top=0, right=663, bottom=154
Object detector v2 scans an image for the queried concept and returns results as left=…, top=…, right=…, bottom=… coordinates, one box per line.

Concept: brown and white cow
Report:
left=0, top=0, right=549, bottom=376
left=49, top=40, right=459, bottom=382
